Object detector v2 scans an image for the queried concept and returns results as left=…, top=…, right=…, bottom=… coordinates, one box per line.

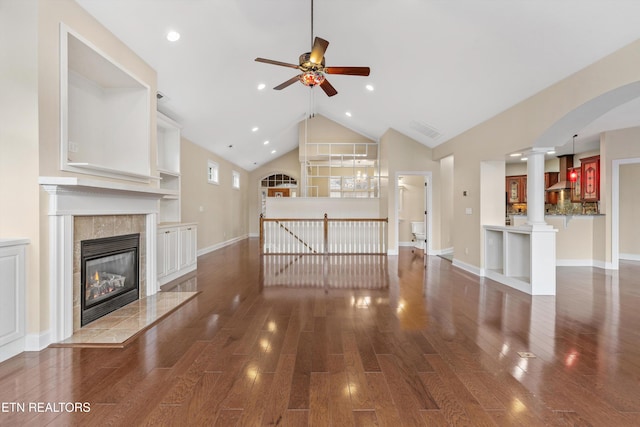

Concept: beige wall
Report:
left=439, top=156, right=454, bottom=251
left=248, top=148, right=300, bottom=235
left=432, top=37, right=640, bottom=270
left=38, top=0, right=158, bottom=180
left=619, top=163, right=640, bottom=256
left=601, top=127, right=640, bottom=264
left=181, top=138, right=249, bottom=251
left=0, top=0, right=42, bottom=334
left=298, top=114, right=374, bottom=148
left=381, top=129, right=442, bottom=254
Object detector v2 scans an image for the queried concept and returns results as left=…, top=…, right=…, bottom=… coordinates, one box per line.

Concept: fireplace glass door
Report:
left=81, top=233, right=139, bottom=326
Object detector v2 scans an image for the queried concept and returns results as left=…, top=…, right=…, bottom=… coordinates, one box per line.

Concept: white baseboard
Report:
left=398, top=241, right=415, bottom=247
left=620, top=253, right=640, bottom=261
left=452, top=259, right=482, bottom=276
left=556, top=259, right=607, bottom=268
left=0, top=337, right=25, bottom=363
left=387, top=249, right=398, bottom=256
left=25, top=331, right=51, bottom=351
left=428, top=247, right=453, bottom=256
left=248, top=233, right=260, bottom=238
left=198, top=234, right=249, bottom=257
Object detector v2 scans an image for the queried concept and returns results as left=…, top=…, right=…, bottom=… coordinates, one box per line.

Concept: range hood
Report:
left=546, top=154, right=574, bottom=192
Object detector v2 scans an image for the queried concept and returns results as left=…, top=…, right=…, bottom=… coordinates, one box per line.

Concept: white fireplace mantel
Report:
left=39, top=176, right=169, bottom=344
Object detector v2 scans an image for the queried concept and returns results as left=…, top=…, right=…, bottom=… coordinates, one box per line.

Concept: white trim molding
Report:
left=198, top=234, right=249, bottom=257
left=39, top=177, right=167, bottom=344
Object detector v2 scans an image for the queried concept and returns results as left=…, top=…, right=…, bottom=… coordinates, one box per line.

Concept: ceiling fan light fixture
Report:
left=300, top=70, right=325, bottom=87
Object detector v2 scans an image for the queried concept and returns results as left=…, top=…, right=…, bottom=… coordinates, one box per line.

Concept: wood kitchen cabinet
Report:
left=570, top=167, right=581, bottom=202
left=545, top=172, right=559, bottom=204
left=506, top=173, right=558, bottom=204
left=506, top=176, right=525, bottom=204
left=580, top=156, right=600, bottom=202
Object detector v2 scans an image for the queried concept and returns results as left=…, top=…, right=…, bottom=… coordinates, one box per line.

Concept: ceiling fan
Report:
left=254, top=0, right=370, bottom=97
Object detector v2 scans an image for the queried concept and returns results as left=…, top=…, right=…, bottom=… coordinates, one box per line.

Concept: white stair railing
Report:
left=260, top=214, right=387, bottom=255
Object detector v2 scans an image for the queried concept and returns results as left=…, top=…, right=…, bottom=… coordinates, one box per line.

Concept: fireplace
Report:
left=81, top=233, right=140, bottom=326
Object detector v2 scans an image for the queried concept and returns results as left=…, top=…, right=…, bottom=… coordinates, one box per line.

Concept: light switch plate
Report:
left=465, top=208, right=472, bottom=215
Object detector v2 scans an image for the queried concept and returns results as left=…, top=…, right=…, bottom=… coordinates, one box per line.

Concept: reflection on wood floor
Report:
left=1, top=238, right=640, bottom=426
left=261, top=254, right=389, bottom=289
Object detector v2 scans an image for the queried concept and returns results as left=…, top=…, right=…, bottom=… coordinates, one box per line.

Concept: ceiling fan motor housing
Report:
left=299, top=52, right=325, bottom=71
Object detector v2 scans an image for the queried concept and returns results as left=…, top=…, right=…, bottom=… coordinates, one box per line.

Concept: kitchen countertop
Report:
left=509, top=213, right=605, bottom=216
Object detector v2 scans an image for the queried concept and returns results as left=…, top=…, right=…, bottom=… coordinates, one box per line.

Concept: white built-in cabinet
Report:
left=157, top=224, right=197, bottom=286
left=157, top=112, right=182, bottom=223
left=484, top=225, right=556, bottom=295
left=156, top=113, right=197, bottom=286
left=0, top=239, right=28, bottom=363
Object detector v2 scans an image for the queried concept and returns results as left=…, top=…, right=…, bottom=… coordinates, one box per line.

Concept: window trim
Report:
left=207, top=160, right=219, bottom=185
left=232, top=170, right=240, bottom=189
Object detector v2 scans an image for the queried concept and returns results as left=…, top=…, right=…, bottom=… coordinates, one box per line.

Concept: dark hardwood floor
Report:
left=1, top=238, right=640, bottom=426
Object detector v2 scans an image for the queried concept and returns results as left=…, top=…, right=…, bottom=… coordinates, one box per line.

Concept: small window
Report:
left=232, top=170, right=240, bottom=189
left=208, top=160, right=219, bottom=184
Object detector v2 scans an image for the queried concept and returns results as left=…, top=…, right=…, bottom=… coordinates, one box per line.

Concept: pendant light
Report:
left=569, top=134, right=578, bottom=182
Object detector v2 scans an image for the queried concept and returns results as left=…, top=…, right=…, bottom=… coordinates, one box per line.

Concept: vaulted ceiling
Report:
left=75, top=0, right=640, bottom=171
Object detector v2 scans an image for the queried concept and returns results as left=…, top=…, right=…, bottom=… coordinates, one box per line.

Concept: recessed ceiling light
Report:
left=345, top=111, right=352, bottom=117
left=365, top=84, right=374, bottom=91
left=263, top=140, right=269, bottom=145
left=547, top=150, right=556, bottom=155
left=257, top=83, right=266, bottom=90
left=271, top=150, right=277, bottom=154
left=521, top=157, right=528, bottom=161
left=510, top=153, right=522, bottom=157
left=251, top=127, right=259, bottom=132
left=166, top=30, right=180, bottom=42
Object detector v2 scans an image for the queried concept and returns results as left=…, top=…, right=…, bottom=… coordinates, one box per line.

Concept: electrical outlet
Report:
left=464, top=247, right=469, bottom=255
left=68, top=141, right=79, bottom=153
left=199, top=206, right=204, bottom=212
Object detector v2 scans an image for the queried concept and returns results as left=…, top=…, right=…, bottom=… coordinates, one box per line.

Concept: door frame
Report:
left=395, top=171, right=432, bottom=255
left=612, top=157, right=640, bottom=269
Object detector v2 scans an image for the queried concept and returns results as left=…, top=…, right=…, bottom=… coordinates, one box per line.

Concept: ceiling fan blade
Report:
left=320, top=78, right=337, bottom=97
left=309, top=37, right=329, bottom=64
left=274, top=75, right=302, bottom=90
left=325, top=66, right=370, bottom=76
left=255, top=58, right=300, bottom=70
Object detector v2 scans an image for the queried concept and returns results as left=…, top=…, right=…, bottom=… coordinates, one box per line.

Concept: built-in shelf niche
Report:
left=60, top=24, right=151, bottom=182
left=157, top=112, right=182, bottom=224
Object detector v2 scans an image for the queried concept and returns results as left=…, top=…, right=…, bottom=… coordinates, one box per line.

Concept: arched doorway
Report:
left=259, top=173, right=298, bottom=215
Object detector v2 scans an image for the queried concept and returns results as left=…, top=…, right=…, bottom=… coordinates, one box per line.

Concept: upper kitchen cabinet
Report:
left=60, top=25, right=151, bottom=182
left=545, top=172, right=559, bottom=204
left=506, top=176, right=525, bottom=204
left=581, top=155, right=600, bottom=202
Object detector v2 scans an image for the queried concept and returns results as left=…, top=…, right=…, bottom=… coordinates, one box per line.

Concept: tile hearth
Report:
left=51, top=288, right=198, bottom=348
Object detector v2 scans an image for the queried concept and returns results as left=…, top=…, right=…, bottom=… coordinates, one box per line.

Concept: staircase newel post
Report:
left=323, top=213, right=328, bottom=254
left=259, top=214, right=264, bottom=255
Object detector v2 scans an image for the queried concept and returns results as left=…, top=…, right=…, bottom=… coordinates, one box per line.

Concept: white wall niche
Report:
left=60, top=24, right=151, bottom=181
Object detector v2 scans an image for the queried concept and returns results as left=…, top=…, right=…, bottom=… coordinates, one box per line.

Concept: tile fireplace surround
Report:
left=73, top=215, right=147, bottom=331
left=40, top=177, right=170, bottom=345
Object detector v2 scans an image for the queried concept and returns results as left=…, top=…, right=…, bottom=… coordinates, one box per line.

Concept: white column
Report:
left=526, top=148, right=552, bottom=230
